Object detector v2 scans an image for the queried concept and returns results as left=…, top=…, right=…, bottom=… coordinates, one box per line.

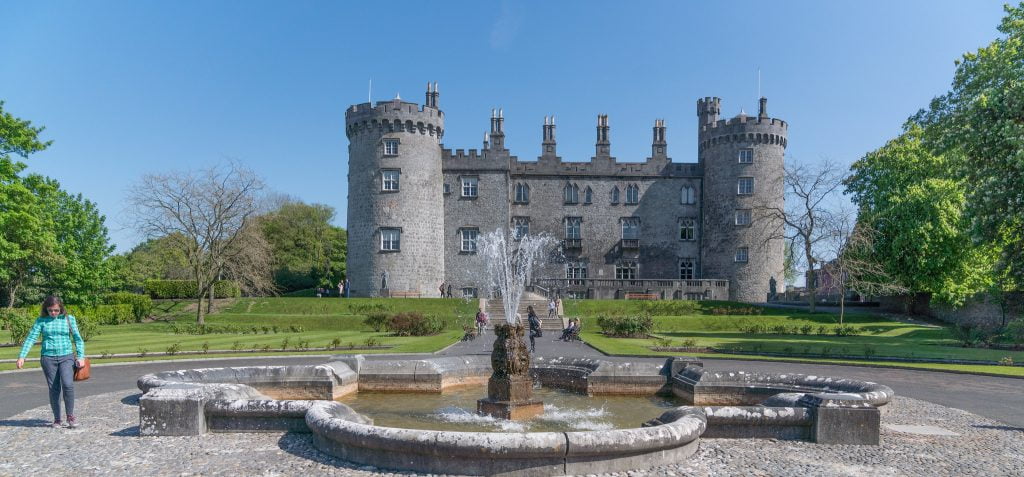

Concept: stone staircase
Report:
left=483, top=292, right=563, bottom=331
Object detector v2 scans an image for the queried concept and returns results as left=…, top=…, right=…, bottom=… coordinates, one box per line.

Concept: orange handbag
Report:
left=67, top=318, right=90, bottom=381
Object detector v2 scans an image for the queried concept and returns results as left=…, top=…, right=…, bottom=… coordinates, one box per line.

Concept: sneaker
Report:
left=66, top=415, right=79, bottom=428
left=50, top=420, right=62, bottom=429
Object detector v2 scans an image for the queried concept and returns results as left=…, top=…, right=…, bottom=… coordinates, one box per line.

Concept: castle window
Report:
left=461, top=176, right=478, bottom=198
left=583, top=186, right=593, bottom=204
left=512, top=217, right=530, bottom=240
left=610, top=186, right=620, bottom=204
left=738, top=148, right=753, bottom=163
left=735, top=247, right=749, bottom=263
left=460, top=228, right=479, bottom=253
left=615, top=261, right=638, bottom=280
left=383, top=139, right=399, bottom=156
left=564, top=217, right=582, bottom=239
left=681, top=185, right=696, bottom=204
left=679, top=258, right=695, bottom=280
left=566, top=261, right=588, bottom=285
left=443, top=183, right=451, bottom=194
left=514, top=183, right=530, bottom=203
left=679, top=218, right=696, bottom=241
left=737, top=177, right=754, bottom=195
left=564, top=183, right=579, bottom=204
left=461, top=287, right=478, bottom=298
left=621, top=217, right=640, bottom=240
left=381, top=169, right=400, bottom=192
left=625, top=184, right=640, bottom=204
left=380, top=228, right=400, bottom=252
left=735, top=209, right=752, bottom=226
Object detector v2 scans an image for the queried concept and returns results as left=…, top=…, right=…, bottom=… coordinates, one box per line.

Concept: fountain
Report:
left=474, top=229, right=554, bottom=420
left=134, top=233, right=895, bottom=475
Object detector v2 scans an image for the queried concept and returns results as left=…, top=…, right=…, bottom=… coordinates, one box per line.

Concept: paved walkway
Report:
left=2, top=333, right=1023, bottom=428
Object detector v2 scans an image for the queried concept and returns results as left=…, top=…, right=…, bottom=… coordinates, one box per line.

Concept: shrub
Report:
left=364, top=336, right=381, bottom=347
left=102, top=292, right=153, bottom=322
left=817, top=325, right=829, bottom=335
left=363, top=312, right=390, bottom=332
left=862, top=344, right=877, bottom=358
left=166, top=343, right=181, bottom=355
left=74, top=315, right=101, bottom=341
left=280, top=337, right=290, bottom=350
left=349, top=302, right=390, bottom=315
left=66, top=304, right=133, bottom=325
left=330, top=337, right=342, bottom=349
left=202, top=342, right=210, bottom=354
left=596, top=313, right=653, bottom=338
left=386, top=312, right=444, bottom=336
left=770, top=324, right=788, bottom=335
left=681, top=338, right=698, bottom=347
left=169, top=323, right=242, bottom=335
left=950, top=323, right=989, bottom=347
left=1, top=309, right=35, bottom=345
left=143, top=279, right=241, bottom=299
left=999, top=356, right=1014, bottom=366
left=800, top=324, right=814, bottom=335
left=1004, top=319, right=1024, bottom=346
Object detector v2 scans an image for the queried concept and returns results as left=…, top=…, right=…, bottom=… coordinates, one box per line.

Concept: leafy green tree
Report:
left=0, top=103, right=58, bottom=307
left=114, top=234, right=191, bottom=291
left=910, top=3, right=1024, bottom=288
left=845, top=126, right=994, bottom=306
left=259, top=201, right=347, bottom=292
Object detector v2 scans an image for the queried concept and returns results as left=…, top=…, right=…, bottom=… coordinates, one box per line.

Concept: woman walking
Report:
left=15, top=296, right=86, bottom=428
left=527, top=305, right=542, bottom=353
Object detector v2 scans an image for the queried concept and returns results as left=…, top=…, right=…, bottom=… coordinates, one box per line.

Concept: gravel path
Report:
left=2, top=390, right=1021, bottom=476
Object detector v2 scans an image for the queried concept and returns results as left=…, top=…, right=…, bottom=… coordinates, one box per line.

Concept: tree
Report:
left=0, top=102, right=58, bottom=307
left=910, top=2, right=1024, bottom=288
left=823, top=209, right=908, bottom=324
left=258, top=201, right=347, bottom=292
left=757, top=160, right=845, bottom=313
left=845, top=126, right=994, bottom=308
left=128, top=163, right=271, bottom=324
left=113, top=234, right=192, bottom=292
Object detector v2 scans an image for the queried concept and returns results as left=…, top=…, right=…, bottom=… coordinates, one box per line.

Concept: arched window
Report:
left=583, top=186, right=593, bottom=204
left=563, top=183, right=579, bottom=204
left=625, top=184, right=639, bottom=204
left=610, top=186, right=620, bottom=204
left=514, top=183, right=530, bottom=203
left=681, top=186, right=696, bottom=204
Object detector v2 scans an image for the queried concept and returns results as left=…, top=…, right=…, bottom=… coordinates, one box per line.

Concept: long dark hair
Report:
left=41, top=295, right=66, bottom=317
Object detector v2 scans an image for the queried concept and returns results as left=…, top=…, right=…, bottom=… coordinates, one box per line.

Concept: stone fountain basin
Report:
left=136, top=355, right=894, bottom=475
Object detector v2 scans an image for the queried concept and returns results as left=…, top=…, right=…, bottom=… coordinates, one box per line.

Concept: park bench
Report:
left=388, top=291, right=421, bottom=298
left=624, top=292, right=659, bottom=300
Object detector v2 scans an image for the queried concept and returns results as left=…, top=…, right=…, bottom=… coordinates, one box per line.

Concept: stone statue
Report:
left=381, top=271, right=389, bottom=290
left=769, top=276, right=777, bottom=301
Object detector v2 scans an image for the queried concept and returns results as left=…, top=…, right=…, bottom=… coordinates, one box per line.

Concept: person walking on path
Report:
left=15, top=296, right=86, bottom=429
left=475, top=308, right=489, bottom=336
left=527, top=306, right=542, bottom=353
left=439, top=282, right=446, bottom=298
left=547, top=299, right=557, bottom=320
left=447, top=284, right=453, bottom=298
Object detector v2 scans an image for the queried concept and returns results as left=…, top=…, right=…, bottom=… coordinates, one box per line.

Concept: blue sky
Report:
left=0, top=1, right=1010, bottom=252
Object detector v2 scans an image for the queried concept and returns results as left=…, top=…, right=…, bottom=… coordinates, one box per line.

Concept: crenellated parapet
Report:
left=345, top=100, right=445, bottom=140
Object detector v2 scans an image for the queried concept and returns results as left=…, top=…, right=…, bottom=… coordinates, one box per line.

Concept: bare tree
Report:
left=825, top=207, right=908, bottom=323
left=756, top=161, right=845, bottom=313
left=128, top=163, right=272, bottom=324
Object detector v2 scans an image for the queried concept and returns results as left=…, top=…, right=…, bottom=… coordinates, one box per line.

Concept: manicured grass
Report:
left=2, top=297, right=476, bottom=369
left=581, top=331, right=1024, bottom=377
left=566, top=299, right=1024, bottom=375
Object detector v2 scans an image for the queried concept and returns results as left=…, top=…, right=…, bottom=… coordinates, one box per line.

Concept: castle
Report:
left=345, top=83, right=786, bottom=303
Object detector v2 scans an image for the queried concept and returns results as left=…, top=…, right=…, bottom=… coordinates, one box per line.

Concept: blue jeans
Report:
left=40, top=354, right=75, bottom=420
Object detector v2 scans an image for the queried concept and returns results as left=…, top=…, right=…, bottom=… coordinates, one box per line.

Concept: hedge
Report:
left=143, top=280, right=241, bottom=299
left=66, top=304, right=134, bottom=326
left=102, top=292, right=153, bottom=322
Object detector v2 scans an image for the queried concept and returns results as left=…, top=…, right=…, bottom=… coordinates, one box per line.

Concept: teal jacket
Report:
left=18, top=315, right=86, bottom=360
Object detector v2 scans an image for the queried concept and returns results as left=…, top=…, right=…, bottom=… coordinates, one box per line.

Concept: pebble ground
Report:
left=1, top=391, right=1021, bottom=476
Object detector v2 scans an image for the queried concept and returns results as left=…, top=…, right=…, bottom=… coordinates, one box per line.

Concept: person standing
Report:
left=344, top=278, right=350, bottom=298
left=338, top=280, right=345, bottom=299
left=547, top=299, right=557, bottom=320
left=527, top=305, right=542, bottom=353
left=439, top=282, right=446, bottom=298
left=446, top=284, right=453, bottom=298
left=15, top=296, right=86, bottom=428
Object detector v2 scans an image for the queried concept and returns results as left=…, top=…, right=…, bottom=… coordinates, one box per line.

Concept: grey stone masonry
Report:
left=346, top=86, right=786, bottom=303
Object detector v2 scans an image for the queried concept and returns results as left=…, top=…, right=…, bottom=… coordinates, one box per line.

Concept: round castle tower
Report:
left=697, top=97, right=787, bottom=303
left=344, top=84, right=445, bottom=297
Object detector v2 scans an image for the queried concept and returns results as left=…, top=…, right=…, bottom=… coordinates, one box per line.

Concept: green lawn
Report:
left=2, top=297, right=476, bottom=370
left=564, top=299, right=1024, bottom=377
